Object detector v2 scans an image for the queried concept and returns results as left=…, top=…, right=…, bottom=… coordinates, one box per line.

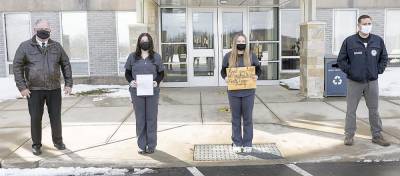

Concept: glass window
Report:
left=222, top=12, right=243, bottom=49
left=61, top=12, right=89, bottom=60
left=192, top=12, right=214, bottom=49
left=249, top=8, right=278, bottom=41
left=193, top=57, right=215, bottom=76
left=117, top=12, right=137, bottom=61
left=251, top=43, right=279, bottom=61
left=250, top=43, right=279, bottom=80
left=333, top=10, right=357, bottom=55
left=70, top=62, right=89, bottom=76
left=161, top=8, right=187, bottom=82
left=281, top=10, right=301, bottom=56
left=161, top=44, right=187, bottom=82
left=4, top=13, right=31, bottom=62
left=385, top=10, right=400, bottom=57
left=161, top=8, right=186, bottom=43
left=282, top=58, right=300, bottom=70
left=259, top=62, right=279, bottom=80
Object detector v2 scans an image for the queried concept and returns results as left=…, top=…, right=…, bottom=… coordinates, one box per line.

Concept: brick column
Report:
left=300, top=21, right=326, bottom=98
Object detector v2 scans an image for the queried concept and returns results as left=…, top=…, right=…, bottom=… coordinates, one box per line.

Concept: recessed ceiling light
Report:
left=220, top=0, right=228, bottom=4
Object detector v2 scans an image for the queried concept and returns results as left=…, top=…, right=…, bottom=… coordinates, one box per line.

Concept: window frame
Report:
left=248, top=7, right=280, bottom=80
left=115, top=11, right=138, bottom=76
left=3, top=12, right=32, bottom=76
left=60, top=11, right=90, bottom=77
left=279, top=9, right=301, bottom=73
left=384, top=8, right=400, bottom=66
left=159, top=7, right=189, bottom=85
left=332, top=8, right=359, bottom=56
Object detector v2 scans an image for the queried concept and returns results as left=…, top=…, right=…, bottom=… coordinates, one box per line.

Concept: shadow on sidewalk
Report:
left=145, top=150, right=190, bottom=167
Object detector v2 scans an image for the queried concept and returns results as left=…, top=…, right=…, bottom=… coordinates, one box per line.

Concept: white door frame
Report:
left=187, top=8, right=219, bottom=86
left=217, top=8, right=248, bottom=86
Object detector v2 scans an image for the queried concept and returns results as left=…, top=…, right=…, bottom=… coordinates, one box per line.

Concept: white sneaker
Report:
left=232, top=144, right=242, bottom=153
left=243, top=147, right=252, bottom=153
left=138, top=148, right=146, bottom=154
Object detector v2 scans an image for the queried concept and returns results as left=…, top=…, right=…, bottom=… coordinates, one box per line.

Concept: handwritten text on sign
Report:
left=226, top=66, right=256, bottom=91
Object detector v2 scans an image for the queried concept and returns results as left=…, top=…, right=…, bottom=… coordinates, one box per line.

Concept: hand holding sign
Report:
left=226, top=66, right=257, bottom=91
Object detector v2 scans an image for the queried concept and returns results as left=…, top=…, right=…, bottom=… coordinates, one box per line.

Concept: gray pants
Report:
left=131, top=92, right=159, bottom=151
left=228, top=94, right=255, bottom=147
left=345, top=79, right=382, bottom=137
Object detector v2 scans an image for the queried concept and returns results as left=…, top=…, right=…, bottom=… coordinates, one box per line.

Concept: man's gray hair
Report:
left=34, top=19, right=49, bottom=27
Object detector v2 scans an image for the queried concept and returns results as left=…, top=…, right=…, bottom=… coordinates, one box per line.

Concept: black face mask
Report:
left=37, top=30, right=50, bottom=40
left=236, top=44, right=246, bottom=51
left=140, top=42, right=151, bottom=51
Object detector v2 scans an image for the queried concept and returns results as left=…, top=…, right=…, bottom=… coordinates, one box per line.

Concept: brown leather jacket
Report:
left=13, top=36, right=73, bottom=91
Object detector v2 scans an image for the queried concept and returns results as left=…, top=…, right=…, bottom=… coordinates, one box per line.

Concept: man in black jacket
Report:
left=337, top=15, right=389, bottom=147
left=13, top=19, right=73, bottom=155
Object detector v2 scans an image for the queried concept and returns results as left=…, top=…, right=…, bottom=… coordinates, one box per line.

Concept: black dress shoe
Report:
left=32, top=146, right=42, bottom=156
left=54, top=143, right=66, bottom=150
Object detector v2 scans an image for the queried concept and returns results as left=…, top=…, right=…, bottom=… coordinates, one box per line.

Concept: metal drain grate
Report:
left=194, top=143, right=283, bottom=161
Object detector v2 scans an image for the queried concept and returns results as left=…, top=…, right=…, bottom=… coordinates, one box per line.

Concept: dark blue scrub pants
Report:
left=131, top=88, right=159, bottom=151
left=228, top=94, right=255, bottom=147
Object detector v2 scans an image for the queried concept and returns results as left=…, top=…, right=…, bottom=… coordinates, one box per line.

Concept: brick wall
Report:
left=317, top=9, right=334, bottom=56
left=87, top=11, right=118, bottom=76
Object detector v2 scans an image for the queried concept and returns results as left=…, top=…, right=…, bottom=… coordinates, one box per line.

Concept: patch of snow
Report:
left=0, top=167, right=128, bottom=176
left=0, top=77, right=131, bottom=101
left=69, top=84, right=130, bottom=98
left=379, top=67, right=400, bottom=97
left=0, top=77, right=22, bottom=101
left=358, top=145, right=400, bottom=158
left=280, top=76, right=300, bottom=90
left=132, top=168, right=157, bottom=174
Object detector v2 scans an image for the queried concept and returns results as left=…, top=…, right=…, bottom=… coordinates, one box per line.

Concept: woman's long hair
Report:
left=228, top=33, right=251, bottom=68
left=135, top=33, right=155, bottom=60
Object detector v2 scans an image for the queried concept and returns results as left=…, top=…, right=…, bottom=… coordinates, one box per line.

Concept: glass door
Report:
left=218, top=8, right=248, bottom=86
left=187, top=8, right=219, bottom=86
left=160, top=8, right=188, bottom=87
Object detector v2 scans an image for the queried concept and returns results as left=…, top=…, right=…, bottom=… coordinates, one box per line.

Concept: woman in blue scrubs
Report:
left=220, top=33, right=261, bottom=153
left=125, top=33, right=164, bottom=154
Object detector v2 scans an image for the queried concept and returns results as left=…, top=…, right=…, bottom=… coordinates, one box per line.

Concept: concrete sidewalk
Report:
left=1, top=86, right=400, bottom=168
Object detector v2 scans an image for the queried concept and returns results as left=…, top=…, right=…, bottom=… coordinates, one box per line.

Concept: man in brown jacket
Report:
left=13, top=19, right=73, bottom=155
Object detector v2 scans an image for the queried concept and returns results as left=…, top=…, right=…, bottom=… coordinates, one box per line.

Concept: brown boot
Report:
left=344, top=135, right=354, bottom=146
left=372, top=134, right=391, bottom=147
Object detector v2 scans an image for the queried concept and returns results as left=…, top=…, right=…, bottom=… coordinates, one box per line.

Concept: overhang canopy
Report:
left=155, top=0, right=400, bottom=8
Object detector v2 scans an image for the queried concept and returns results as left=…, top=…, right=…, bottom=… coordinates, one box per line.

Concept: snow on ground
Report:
left=0, top=77, right=22, bottom=102
left=0, top=77, right=130, bottom=102
left=70, top=84, right=130, bottom=98
left=378, top=67, right=400, bottom=97
left=279, top=67, right=400, bottom=97
left=0, top=167, right=128, bottom=176
left=279, top=76, right=300, bottom=90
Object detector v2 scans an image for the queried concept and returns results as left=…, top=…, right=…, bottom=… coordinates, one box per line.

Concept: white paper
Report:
left=136, top=74, right=153, bottom=96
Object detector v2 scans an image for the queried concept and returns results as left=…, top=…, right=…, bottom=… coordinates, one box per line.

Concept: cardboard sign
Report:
left=226, top=66, right=256, bottom=91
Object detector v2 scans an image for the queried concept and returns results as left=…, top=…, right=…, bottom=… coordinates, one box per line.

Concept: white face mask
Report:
left=360, top=24, right=372, bottom=34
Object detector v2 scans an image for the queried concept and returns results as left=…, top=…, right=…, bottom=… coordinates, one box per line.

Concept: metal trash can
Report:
left=324, top=55, right=347, bottom=97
